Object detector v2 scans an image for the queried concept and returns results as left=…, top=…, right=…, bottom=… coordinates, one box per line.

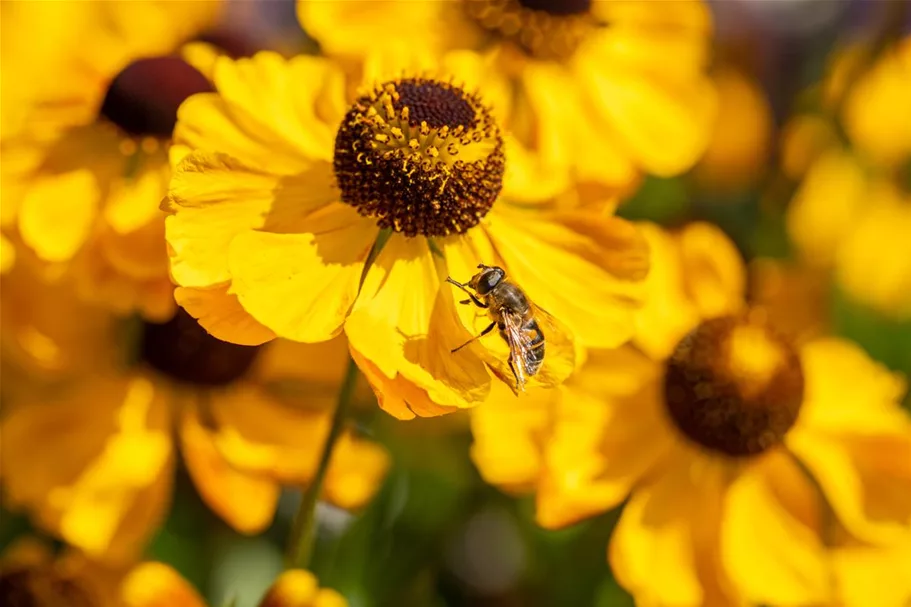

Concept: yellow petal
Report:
left=175, top=285, right=277, bottom=346
left=787, top=149, right=867, bottom=268
left=164, top=151, right=337, bottom=288
left=175, top=52, right=346, bottom=172
left=797, top=338, right=908, bottom=434
left=832, top=541, right=911, bottom=607
left=259, top=569, right=349, bottom=607
left=482, top=209, right=647, bottom=349
left=351, top=350, right=459, bottom=420
left=678, top=221, right=746, bottom=320
left=721, top=450, right=831, bottom=605
left=229, top=203, right=376, bottom=342
left=538, top=348, right=673, bottom=529
left=577, top=35, right=716, bottom=176
left=789, top=428, right=911, bottom=545
left=180, top=401, right=280, bottom=534
left=0, top=374, right=173, bottom=562
left=19, top=168, right=99, bottom=262
left=122, top=562, right=207, bottom=607
left=346, top=234, right=491, bottom=413
left=470, top=381, right=557, bottom=494
left=0, top=233, right=15, bottom=273
left=609, top=452, right=726, bottom=606
left=209, top=384, right=388, bottom=510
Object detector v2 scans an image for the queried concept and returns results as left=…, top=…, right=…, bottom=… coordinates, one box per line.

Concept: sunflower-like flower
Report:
left=0, top=279, right=389, bottom=563
left=472, top=222, right=911, bottom=606
left=162, top=51, right=649, bottom=418
left=0, top=1, right=221, bottom=318
left=0, top=537, right=347, bottom=607
left=298, top=0, right=716, bottom=201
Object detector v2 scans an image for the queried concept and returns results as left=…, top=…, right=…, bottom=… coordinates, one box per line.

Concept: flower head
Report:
left=163, top=51, right=649, bottom=417
left=298, top=0, right=716, bottom=199
left=0, top=1, right=220, bottom=317
left=472, top=222, right=911, bottom=606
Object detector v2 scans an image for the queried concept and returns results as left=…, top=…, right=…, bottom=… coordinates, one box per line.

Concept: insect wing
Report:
left=527, top=303, right=575, bottom=387
left=500, top=309, right=532, bottom=392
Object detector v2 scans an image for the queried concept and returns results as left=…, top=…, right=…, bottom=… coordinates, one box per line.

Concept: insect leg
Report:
left=451, top=322, right=497, bottom=353
left=446, top=277, right=488, bottom=308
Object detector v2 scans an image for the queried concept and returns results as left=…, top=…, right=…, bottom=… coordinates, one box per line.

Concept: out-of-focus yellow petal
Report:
left=835, top=189, right=911, bottom=319
left=610, top=452, right=728, bottom=607
left=347, top=235, right=491, bottom=414
left=787, top=149, right=867, bottom=268
left=229, top=203, right=376, bottom=343
left=175, top=286, right=276, bottom=346
left=122, top=562, right=207, bottom=607
left=842, top=37, right=911, bottom=167
left=538, top=348, right=673, bottom=529
left=323, top=436, right=391, bottom=511
left=779, top=115, right=837, bottom=180
left=678, top=222, right=746, bottom=321
left=470, top=381, right=556, bottom=494
left=0, top=374, right=173, bottom=563
left=482, top=209, right=647, bottom=350
left=832, top=541, right=911, bottom=607
left=695, top=67, right=772, bottom=189
left=259, top=569, right=349, bottom=607
left=749, top=258, right=829, bottom=343
left=0, top=233, right=15, bottom=273
left=180, top=400, right=280, bottom=535
left=174, top=53, right=346, bottom=172
left=721, top=450, right=830, bottom=605
left=797, top=338, right=908, bottom=434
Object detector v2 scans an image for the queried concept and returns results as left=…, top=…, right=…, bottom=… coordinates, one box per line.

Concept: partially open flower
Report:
left=298, top=0, right=716, bottom=201
left=163, top=52, right=650, bottom=418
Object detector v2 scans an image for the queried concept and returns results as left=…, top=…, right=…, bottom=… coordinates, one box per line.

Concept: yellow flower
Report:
left=0, top=1, right=220, bottom=318
left=787, top=146, right=911, bottom=319
left=842, top=37, right=911, bottom=169
left=694, top=66, right=773, bottom=190
left=163, top=51, right=649, bottom=418
left=298, top=0, right=716, bottom=199
left=0, top=538, right=347, bottom=607
left=1, top=283, right=389, bottom=563
left=474, top=222, right=911, bottom=606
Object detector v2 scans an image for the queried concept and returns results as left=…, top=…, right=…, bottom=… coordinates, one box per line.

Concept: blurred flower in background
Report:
left=2, top=1, right=910, bottom=606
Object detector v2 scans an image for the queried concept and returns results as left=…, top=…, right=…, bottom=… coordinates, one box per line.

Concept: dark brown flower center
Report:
left=0, top=568, right=96, bottom=607
left=464, top=0, right=598, bottom=59
left=140, top=309, right=261, bottom=387
left=663, top=316, right=804, bottom=457
left=334, top=78, right=504, bottom=238
left=100, top=56, right=212, bottom=138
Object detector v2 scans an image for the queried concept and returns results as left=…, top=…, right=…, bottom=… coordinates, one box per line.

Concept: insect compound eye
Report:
left=476, top=268, right=503, bottom=295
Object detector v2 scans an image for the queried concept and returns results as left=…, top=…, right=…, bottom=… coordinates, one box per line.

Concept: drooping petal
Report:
left=721, top=450, right=831, bottom=605
left=537, top=348, right=674, bottom=529
left=482, top=209, right=648, bottom=349
left=609, top=451, right=729, bottom=606
left=121, top=562, right=207, bottom=607
left=207, top=383, right=389, bottom=510
left=179, top=399, right=280, bottom=535
left=346, top=234, right=491, bottom=415
left=175, top=286, right=276, bottom=346
left=0, top=374, right=173, bottom=563
left=228, top=203, right=377, bottom=343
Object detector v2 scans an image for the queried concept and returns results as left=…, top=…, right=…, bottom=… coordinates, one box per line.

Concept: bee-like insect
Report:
left=446, top=264, right=550, bottom=392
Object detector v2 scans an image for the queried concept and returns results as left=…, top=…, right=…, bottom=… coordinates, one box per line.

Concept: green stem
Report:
left=285, top=354, right=360, bottom=569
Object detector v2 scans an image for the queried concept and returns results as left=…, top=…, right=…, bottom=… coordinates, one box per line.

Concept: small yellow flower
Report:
left=694, top=66, right=773, bottom=190
left=1, top=284, right=389, bottom=563
left=842, top=37, right=911, bottom=169
left=0, top=1, right=221, bottom=318
left=473, top=222, right=911, bottom=606
left=163, top=51, right=649, bottom=418
left=298, top=0, right=716, bottom=200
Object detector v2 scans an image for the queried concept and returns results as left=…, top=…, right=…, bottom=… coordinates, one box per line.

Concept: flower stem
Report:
left=285, top=354, right=359, bottom=569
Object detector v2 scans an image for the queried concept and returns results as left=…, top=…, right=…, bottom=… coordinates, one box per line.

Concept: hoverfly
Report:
left=446, top=264, right=552, bottom=392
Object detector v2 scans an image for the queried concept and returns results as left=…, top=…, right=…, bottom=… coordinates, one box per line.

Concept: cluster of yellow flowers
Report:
left=1, top=1, right=909, bottom=606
